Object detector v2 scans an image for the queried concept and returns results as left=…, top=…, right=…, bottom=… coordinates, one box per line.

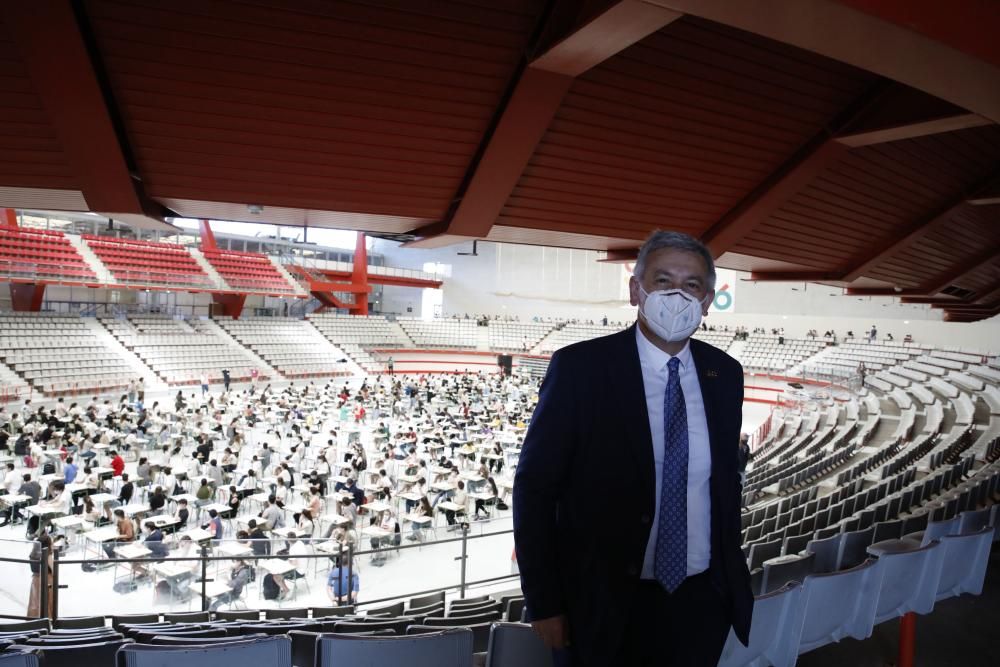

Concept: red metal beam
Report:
left=749, top=271, right=847, bottom=283
left=351, top=232, right=369, bottom=316
left=407, top=1, right=680, bottom=248
left=199, top=219, right=218, bottom=251
left=1, top=1, right=142, bottom=214
left=2, top=209, right=17, bottom=228
left=598, top=248, right=639, bottom=264
left=835, top=112, right=990, bottom=147
left=211, top=293, right=246, bottom=319
left=842, top=170, right=1000, bottom=282
left=701, top=81, right=890, bottom=258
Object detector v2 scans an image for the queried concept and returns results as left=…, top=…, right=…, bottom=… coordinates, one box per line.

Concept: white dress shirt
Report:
left=636, top=327, right=713, bottom=579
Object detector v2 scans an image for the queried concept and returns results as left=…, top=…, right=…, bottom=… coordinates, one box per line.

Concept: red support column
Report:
left=3, top=209, right=17, bottom=228
left=351, top=232, right=369, bottom=316
left=199, top=219, right=218, bottom=251
left=211, top=293, right=246, bottom=319
left=898, top=612, right=916, bottom=667
left=10, top=283, right=46, bottom=311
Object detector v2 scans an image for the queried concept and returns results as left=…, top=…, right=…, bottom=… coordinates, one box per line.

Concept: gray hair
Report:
left=633, top=230, right=716, bottom=291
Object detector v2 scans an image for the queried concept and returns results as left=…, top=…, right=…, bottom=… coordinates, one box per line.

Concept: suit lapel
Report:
left=611, top=325, right=655, bottom=508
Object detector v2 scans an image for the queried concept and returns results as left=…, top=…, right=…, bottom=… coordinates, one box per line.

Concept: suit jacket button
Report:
left=626, top=565, right=638, bottom=576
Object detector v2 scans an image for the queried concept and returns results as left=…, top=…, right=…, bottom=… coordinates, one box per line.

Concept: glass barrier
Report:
left=0, top=537, right=42, bottom=619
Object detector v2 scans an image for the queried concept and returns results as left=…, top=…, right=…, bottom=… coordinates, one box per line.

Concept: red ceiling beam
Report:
left=921, top=245, right=1000, bottom=295
left=748, top=271, right=848, bottom=283
left=597, top=248, right=639, bottom=264
left=2, top=209, right=17, bottom=228
left=1, top=1, right=142, bottom=214
left=835, top=113, right=990, bottom=147
left=701, top=81, right=890, bottom=258
left=405, top=0, right=681, bottom=248
left=842, top=170, right=1000, bottom=282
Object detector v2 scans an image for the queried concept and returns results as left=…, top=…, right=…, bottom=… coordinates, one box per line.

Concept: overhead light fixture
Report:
left=904, top=320, right=909, bottom=324
left=247, top=204, right=264, bottom=215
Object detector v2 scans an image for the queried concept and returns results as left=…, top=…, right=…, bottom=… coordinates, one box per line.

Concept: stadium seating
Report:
left=215, top=317, right=352, bottom=378
left=315, top=628, right=472, bottom=667
left=0, top=228, right=94, bottom=282
left=82, top=235, right=211, bottom=288
left=201, top=249, right=297, bottom=294
left=537, top=322, right=629, bottom=353
left=739, top=336, right=826, bottom=373
left=0, top=314, right=138, bottom=395
left=488, top=321, right=557, bottom=352
left=396, top=318, right=478, bottom=349
left=100, top=315, right=266, bottom=385
left=116, top=636, right=291, bottom=667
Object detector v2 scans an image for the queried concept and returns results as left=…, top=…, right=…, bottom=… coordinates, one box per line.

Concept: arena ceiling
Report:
left=1, top=0, right=999, bottom=322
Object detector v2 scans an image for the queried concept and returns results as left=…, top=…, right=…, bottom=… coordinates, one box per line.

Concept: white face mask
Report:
left=638, top=286, right=708, bottom=343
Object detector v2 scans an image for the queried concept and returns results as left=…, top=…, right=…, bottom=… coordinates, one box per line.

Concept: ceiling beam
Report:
left=835, top=112, right=991, bottom=147
left=748, top=271, right=846, bottom=282
left=644, top=0, right=1000, bottom=123
left=405, top=0, right=682, bottom=248
left=841, top=170, right=1000, bottom=282
left=921, top=245, right=1000, bottom=295
left=701, top=81, right=889, bottom=258
left=845, top=287, right=923, bottom=296
left=597, top=248, right=639, bottom=263
left=1, top=0, right=142, bottom=214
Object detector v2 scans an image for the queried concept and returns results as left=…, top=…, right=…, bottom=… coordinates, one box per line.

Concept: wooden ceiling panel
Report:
left=85, top=0, right=542, bottom=220
left=501, top=14, right=875, bottom=243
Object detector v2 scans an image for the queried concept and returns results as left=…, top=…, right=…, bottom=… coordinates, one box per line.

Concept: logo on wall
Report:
left=710, top=270, right=736, bottom=313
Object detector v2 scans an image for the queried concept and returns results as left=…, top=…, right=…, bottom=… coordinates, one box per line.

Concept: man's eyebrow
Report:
left=652, top=269, right=704, bottom=283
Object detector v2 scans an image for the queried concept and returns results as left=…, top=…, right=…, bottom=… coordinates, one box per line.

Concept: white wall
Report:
left=372, top=238, right=1000, bottom=354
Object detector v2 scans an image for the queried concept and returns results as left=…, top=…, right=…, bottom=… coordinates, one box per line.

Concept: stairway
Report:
left=0, top=358, right=31, bottom=401
left=66, top=235, right=113, bottom=282
left=727, top=339, right=747, bottom=363
left=186, top=248, right=229, bottom=290
left=388, top=320, right=416, bottom=348
left=475, top=326, right=490, bottom=351
left=268, top=257, right=310, bottom=296
left=531, top=322, right=565, bottom=355
left=87, top=318, right=165, bottom=390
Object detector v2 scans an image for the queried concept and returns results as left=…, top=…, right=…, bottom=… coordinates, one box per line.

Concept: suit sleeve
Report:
left=513, top=350, right=578, bottom=620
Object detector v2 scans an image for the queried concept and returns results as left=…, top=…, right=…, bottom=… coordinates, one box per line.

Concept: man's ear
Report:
left=629, top=275, right=641, bottom=307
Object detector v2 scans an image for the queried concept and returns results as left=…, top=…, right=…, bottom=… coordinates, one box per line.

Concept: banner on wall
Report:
left=621, top=265, right=736, bottom=313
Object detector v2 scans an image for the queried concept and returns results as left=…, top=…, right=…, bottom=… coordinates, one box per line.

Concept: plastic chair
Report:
left=423, top=611, right=500, bottom=627
left=25, top=632, right=123, bottom=646
left=760, top=553, right=815, bottom=595
left=0, top=654, right=40, bottom=667
left=111, top=615, right=159, bottom=632
left=448, top=595, right=491, bottom=610
left=115, top=636, right=291, bottom=667
left=0, top=620, right=50, bottom=633
left=903, top=516, right=960, bottom=547
left=362, top=601, right=404, bottom=617
left=796, top=559, right=883, bottom=654
left=871, top=519, right=902, bottom=543
left=868, top=541, right=945, bottom=624
left=150, top=633, right=268, bottom=645
left=484, top=623, right=553, bottom=667
left=264, top=608, right=309, bottom=621
left=504, top=598, right=526, bottom=623
left=934, top=528, right=993, bottom=602
left=408, top=623, right=493, bottom=652
left=836, top=526, right=875, bottom=570
left=957, top=508, right=991, bottom=534
left=213, top=610, right=261, bottom=621
left=332, top=618, right=415, bottom=635
left=310, top=605, right=355, bottom=618
left=9, top=638, right=132, bottom=667
left=316, top=628, right=472, bottom=667
left=52, top=616, right=106, bottom=630
left=408, top=592, right=446, bottom=609
left=163, top=611, right=211, bottom=624
left=805, top=533, right=843, bottom=573
left=447, top=601, right=503, bottom=618
left=717, top=583, right=803, bottom=667
left=132, top=628, right=228, bottom=643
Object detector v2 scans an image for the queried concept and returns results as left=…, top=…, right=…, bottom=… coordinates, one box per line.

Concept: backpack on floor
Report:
left=42, top=462, right=56, bottom=475
left=113, top=579, right=138, bottom=594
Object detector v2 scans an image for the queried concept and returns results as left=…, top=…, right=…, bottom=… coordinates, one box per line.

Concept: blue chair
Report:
left=867, top=541, right=945, bottom=624
left=934, top=528, right=993, bottom=601
left=796, top=559, right=883, bottom=654
left=485, top=623, right=553, bottom=667
left=718, top=583, right=803, bottom=667
left=316, top=628, right=472, bottom=667
left=0, top=654, right=40, bottom=667
left=8, top=638, right=132, bottom=667
left=115, top=636, right=291, bottom=667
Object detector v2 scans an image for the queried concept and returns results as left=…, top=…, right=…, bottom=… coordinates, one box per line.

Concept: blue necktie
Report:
left=655, top=356, right=688, bottom=593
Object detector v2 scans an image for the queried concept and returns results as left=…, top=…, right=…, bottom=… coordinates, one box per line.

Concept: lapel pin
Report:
left=705, top=370, right=719, bottom=378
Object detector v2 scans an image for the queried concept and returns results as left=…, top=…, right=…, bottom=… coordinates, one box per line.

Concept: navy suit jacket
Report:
left=513, top=325, right=752, bottom=663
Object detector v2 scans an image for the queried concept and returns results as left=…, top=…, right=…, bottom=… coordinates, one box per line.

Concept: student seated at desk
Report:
left=133, top=521, right=168, bottom=578
left=136, top=458, right=152, bottom=485
left=247, top=519, right=269, bottom=556
left=39, top=480, right=71, bottom=516
left=195, top=478, right=213, bottom=506
left=103, top=508, right=136, bottom=559
left=208, top=559, right=252, bottom=611
left=272, top=532, right=310, bottom=601
left=148, top=486, right=167, bottom=513
left=369, top=511, right=400, bottom=566
left=473, top=477, right=499, bottom=520
left=259, top=495, right=285, bottom=531
left=202, top=509, right=224, bottom=541
left=82, top=496, right=103, bottom=524
left=226, top=485, right=241, bottom=515
left=406, top=497, right=433, bottom=541
left=441, top=481, right=468, bottom=529
left=175, top=498, right=190, bottom=528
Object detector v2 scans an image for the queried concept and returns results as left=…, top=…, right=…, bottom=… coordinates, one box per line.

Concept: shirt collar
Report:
left=635, top=325, right=692, bottom=371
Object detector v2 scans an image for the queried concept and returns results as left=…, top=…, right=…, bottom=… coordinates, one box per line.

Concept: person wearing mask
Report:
left=442, top=480, right=468, bottom=529
left=203, top=509, right=224, bottom=542
left=247, top=519, right=270, bottom=556
left=175, top=498, right=190, bottom=528
left=148, top=486, right=167, bottom=513
left=272, top=531, right=311, bottom=600
left=473, top=477, right=499, bottom=520
left=63, top=457, right=78, bottom=484
left=369, top=509, right=400, bottom=566
left=513, top=231, right=752, bottom=666
left=136, top=458, right=152, bottom=485
left=195, top=478, right=214, bottom=507
left=406, top=496, right=433, bottom=541
left=134, top=521, right=168, bottom=578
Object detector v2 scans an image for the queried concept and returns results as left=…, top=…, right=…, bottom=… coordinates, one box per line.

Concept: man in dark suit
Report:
left=514, top=231, right=752, bottom=666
